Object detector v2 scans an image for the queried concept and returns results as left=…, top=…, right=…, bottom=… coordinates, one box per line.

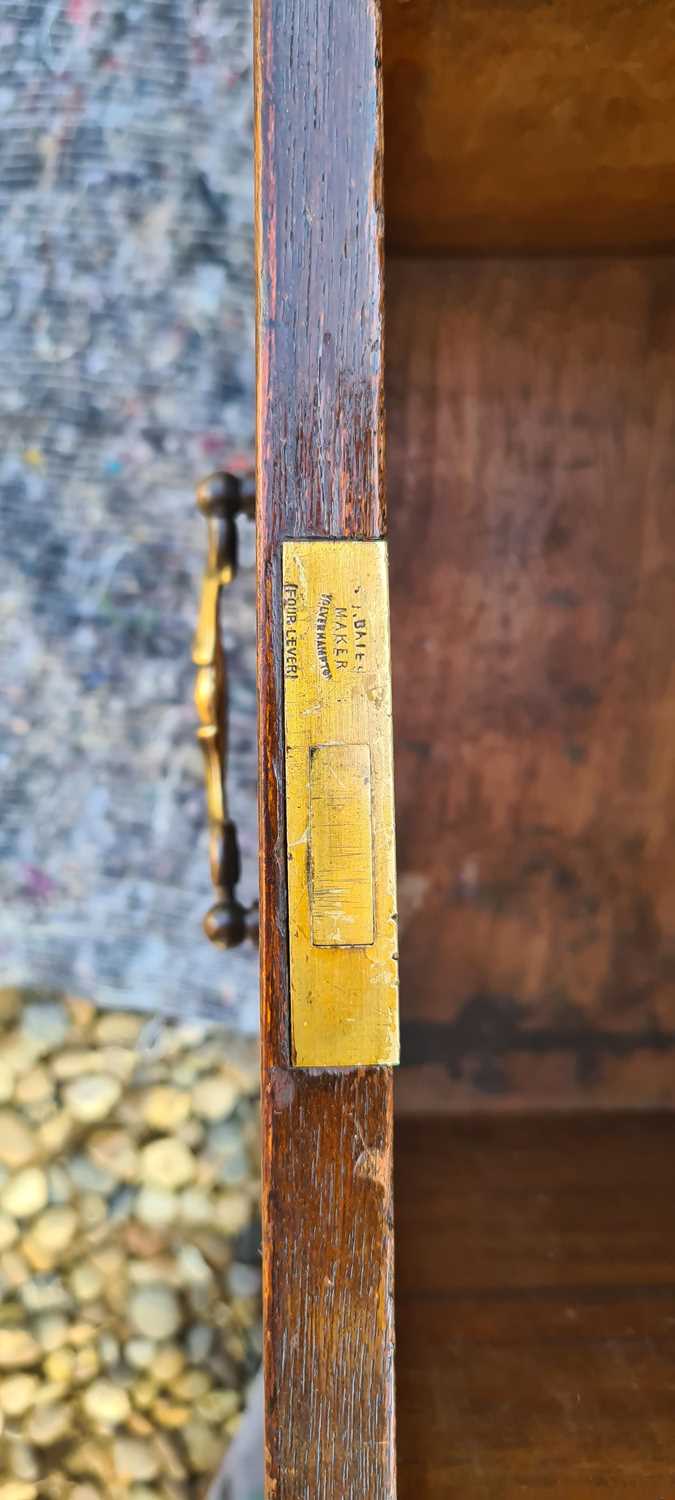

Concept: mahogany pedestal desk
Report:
left=253, top=3, right=675, bottom=1495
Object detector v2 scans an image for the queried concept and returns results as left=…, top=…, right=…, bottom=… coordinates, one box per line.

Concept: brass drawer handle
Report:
left=193, top=471, right=258, bottom=949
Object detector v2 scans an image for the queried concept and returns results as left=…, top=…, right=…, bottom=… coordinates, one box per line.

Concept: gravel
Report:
left=0, top=988, right=261, bottom=1497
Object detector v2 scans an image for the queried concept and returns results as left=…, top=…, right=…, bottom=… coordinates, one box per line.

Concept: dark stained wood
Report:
left=383, top=0, right=675, bottom=254
left=388, top=257, right=675, bottom=1111
left=254, top=0, right=396, bottom=1495
left=396, top=1111, right=675, bottom=1496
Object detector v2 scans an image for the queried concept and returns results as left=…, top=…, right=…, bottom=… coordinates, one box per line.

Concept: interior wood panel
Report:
left=396, top=1111, right=675, bottom=1497
left=388, top=257, right=675, bottom=1110
left=383, top=0, right=675, bottom=254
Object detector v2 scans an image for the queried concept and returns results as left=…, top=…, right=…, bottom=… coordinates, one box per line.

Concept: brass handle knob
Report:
left=193, top=471, right=258, bottom=948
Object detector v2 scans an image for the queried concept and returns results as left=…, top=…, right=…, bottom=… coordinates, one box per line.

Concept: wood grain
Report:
left=388, top=257, right=675, bottom=1110
left=383, top=0, right=675, bottom=253
left=254, top=0, right=396, bottom=1494
left=396, top=1111, right=675, bottom=1496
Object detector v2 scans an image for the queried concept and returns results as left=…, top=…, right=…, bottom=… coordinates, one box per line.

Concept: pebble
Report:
left=178, top=1187, right=212, bottom=1225
left=224, top=1055, right=259, bottom=1097
left=196, top=1387, right=240, bottom=1423
left=125, top=1338, right=154, bottom=1371
left=131, top=1376, right=156, bottom=1411
left=229, top=1262, right=262, bottom=1299
left=72, top=1347, right=99, bottom=1385
left=0, top=1114, right=36, bottom=1172
left=124, top=1222, right=163, bottom=1259
left=173, top=1369, right=211, bottom=1401
left=94, top=1013, right=143, bottom=1047
left=0, top=1169, right=48, bottom=1220
left=186, top=1325, right=212, bottom=1364
left=128, top=1255, right=175, bottom=1286
left=82, top=1379, right=131, bottom=1426
left=192, top=1073, right=238, bottom=1121
left=69, top=1321, right=97, bottom=1348
left=0, top=1038, right=40, bottom=1078
left=112, top=1436, right=158, bottom=1482
left=14, top=1070, right=51, bottom=1111
left=87, top=1129, right=138, bottom=1183
left=22, top=1240, right=52, bottom=1276
left=141, top=1087, right=191, bottom=1133
left=182, top=1417, right=223, bottom=1473
left=5, top=1444, right=38, bottom=1485
left=33, top=1314, right=69, bottom=1353
left=90, top=1245, right=124, bottom=1281
left=140, top=1139, right=195, bottom=1191
left=38, top=1113, right=72, bottom=1156
left=43, top=1348, right=74, bottom=1386
left=51, top=1051, right=103, bottom=1081
left=33, top=1378, right=68, bottom=1407
left=99, top=1047, right=137, bottom=1082
left=63, top=1075, right=121, bottom=1124
left=66, top=1439, right=113, bottom=1485
left=20, top=1277, right=69, bottom=1314
left=46, top=1165, right=72, bottom=1206
left=214, top=1191, right=251, bottom=1236
left=29, top=1207, right=78, bottom=1259
left=134, top=1186, right=176, bottom=1229
left=68, top=1263, right=103, bottom=1303
left=129, top=1285, right=181, bottom=1341
left=150, top=1345, right=184, bottom=1385
left=176, top=1245, right=212, bottom=1287
left=68, top=1156, right=114, bottom=1197
left=151, top=1396, right=188, bottom=1428
left=97, top=1333, right=119, bottom=1368
left=20, top=1002, right=68, bottom=1055
left=0, top=1250, right=29, bottom=1289
left=78, top=1193, right=107, bottom=1230
left=177, top=1118, right=204, bottom=1150
left=216, top=1147, right=249, bottom=1186
left=0, top=1216, right=18, bottom=1252
left=0, top=1376, right=39, bottom=1417
left=25, top=1402, right=70, bottom=1446
left=151, top=1430, right=186, bottom=1481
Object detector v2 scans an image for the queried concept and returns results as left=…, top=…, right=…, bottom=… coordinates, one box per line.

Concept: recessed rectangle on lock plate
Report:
left=282, top=539, right=399, bottom=1067
left=309, top=744, right=374, bottom=948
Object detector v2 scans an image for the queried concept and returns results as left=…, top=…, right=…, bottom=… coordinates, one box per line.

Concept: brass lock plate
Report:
left=282, top=539, right=399, bottom=1067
